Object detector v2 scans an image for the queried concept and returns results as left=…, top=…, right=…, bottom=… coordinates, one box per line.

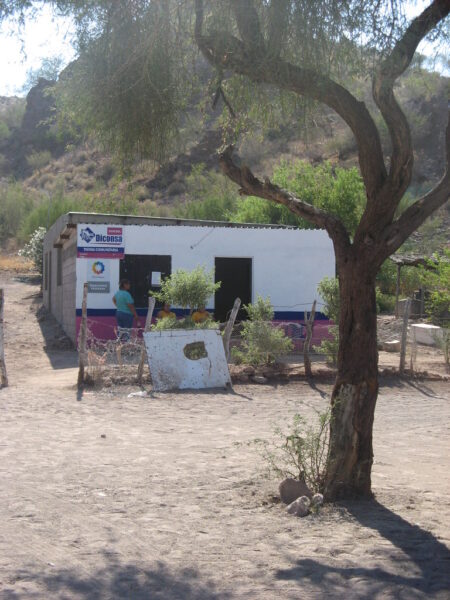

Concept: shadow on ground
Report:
left=27, top=291, right=78, bottom=370
left=276, top=499, right=450, bottom=597
left=6, top=558, right=231, bottom=600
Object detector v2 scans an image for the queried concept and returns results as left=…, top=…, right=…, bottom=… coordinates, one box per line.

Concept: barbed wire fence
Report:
left=77, top=291, right=327, bottom=387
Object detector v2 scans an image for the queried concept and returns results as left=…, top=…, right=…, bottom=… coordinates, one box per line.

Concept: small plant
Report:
left=232, top=296, right=293, bottom=366
left=152, top=315, right=219, bottom=331
left=432, top=328, right=450, bottom=373
left=151, top=266, right=221, bottom=315
left=252, top=409, right=332, bottom=494
left=18, top=227, right=46, bottom=275
left=419, top=250, right=450, bottom=326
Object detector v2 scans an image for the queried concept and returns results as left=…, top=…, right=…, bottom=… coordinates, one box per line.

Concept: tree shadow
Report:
left=379, top=377, right=444, bottom=399
left=401, top=378, right=446, bottom=399
left=5, top=557, right=231, bottom=600
left=275, top=499, right=450, bottom=596
left=306, top=379, right=329, bottom=399
left=34, top=301, right=78, bottom=370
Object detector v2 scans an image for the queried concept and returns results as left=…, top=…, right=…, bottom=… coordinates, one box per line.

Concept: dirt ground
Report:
left=0, top=274, right=449, bottom=599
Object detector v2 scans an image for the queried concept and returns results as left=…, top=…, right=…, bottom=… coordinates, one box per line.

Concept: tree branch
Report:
left=267, top=0, right=290, bottom=58
left=194, top=0, right=387, bottom=201
left=219, top=145, right=351, bottom=252
left=373, top=0, right=450, bottom=200
left=231, top=0, right=265, bottom=53
left=380, top=104, right=450, bottom=256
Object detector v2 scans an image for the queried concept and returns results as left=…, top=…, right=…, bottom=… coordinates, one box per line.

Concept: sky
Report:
left=0, top=2, right=448, bottom=97
left=0, top=4, right=76, bottom=96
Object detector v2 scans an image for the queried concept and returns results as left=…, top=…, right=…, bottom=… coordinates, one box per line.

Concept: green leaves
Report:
left=57, top=1, right=193, bottom=164
left=18, top=226, right=46, bottom=274
left=232, top=296, right=293, bottom=366
left=151, top=266, right=221, bottom=313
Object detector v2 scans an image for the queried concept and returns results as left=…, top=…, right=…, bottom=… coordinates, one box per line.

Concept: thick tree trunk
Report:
left=324, top=257, right=378, bottom=500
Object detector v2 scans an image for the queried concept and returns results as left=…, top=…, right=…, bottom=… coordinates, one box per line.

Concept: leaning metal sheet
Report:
left=144, top=329, right=232, bottom=391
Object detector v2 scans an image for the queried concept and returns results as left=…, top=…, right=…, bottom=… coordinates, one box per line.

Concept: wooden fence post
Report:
left=0, top=289, right=8, bottom=388
left=395, top=263, right=401, bottom=318
left=77, top=282, right=88, bottom=388
left=399, top=298, right=411, bottom=374
left=303, top=300, right=317, bottom=379
left=137, top=296, right=156, bottom=383
left=223, top=298, right=241, bottom=362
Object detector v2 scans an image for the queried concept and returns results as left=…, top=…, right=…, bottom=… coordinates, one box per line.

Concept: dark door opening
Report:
left=215, top=257, right=252, bottom=322
left=120, top=254, right=171, bottom=309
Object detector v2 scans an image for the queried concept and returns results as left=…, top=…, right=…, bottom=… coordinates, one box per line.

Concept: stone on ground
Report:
left=286, top=496, right=311, bottom=517
left=279, top=478, right=313, bottom=504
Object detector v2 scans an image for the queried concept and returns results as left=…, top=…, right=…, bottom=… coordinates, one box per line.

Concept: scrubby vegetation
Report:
left=251, top=409, right=332, bottom=493
left=232, top=296, right=293, bottom=366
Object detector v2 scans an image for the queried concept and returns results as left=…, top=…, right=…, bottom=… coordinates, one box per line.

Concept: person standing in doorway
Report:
left=113, top=279, right=139, bottom=331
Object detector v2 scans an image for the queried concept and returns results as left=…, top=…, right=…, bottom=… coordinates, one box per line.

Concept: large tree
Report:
left=3, top=0, right=449, bottom=499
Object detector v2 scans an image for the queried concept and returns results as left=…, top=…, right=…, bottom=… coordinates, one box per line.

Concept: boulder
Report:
left=279, top=478, right=313, bottom=504
left=286, top=496, right=310, bottom=517
left=382, top=340, right=401, bottom=352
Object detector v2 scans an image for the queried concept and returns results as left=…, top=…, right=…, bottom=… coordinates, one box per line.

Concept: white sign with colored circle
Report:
left=87, top=259, right=110, bottom=280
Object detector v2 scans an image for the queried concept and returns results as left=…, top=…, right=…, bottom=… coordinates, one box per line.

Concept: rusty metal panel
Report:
left=144, top=329, right=231, bottom=391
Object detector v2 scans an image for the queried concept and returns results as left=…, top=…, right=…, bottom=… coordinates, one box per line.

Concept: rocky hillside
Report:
left=0, top=68, right=449, bottom=211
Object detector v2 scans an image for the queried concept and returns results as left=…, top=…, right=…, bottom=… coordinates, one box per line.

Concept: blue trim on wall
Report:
left=76, top=307, right=328, bottom=320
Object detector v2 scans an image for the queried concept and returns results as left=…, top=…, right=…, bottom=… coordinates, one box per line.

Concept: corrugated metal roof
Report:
left=63, top=211, right=300, bottom=230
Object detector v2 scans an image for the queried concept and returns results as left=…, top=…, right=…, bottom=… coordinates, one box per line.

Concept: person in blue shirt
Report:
left=112, top=279, right=139, bottom=331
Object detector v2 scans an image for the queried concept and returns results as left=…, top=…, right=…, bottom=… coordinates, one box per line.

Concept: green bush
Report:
left=376, top=288, right=395, bottom=314
left=0, top=120, right=10, bottom=140
left=314, top=277, right=339, bottom=366
left=152, top=315, right=219, bottom=331
left=27, top=150, right=52, bottom=173
left=251, top=409, right=331, bottom=493
left=232, top=296, right=293, bottom=366
left=18, top=227, right=46, bottom=274
left=181, top=160, right=366, bottom=231
left=419, top=250, right=450, bottom=326
left=182, top=164, right=238, bottom=221
left=271, top=160, right=366, bottom=234
left=19, top=193, right=80, bottom=241
left=151, top=266, right=221, bottom=315
left=0, top=184, right=34, bottom=244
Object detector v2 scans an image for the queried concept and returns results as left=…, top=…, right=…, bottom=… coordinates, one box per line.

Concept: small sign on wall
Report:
left=86, top=259, right=110, bottom=293
left=87, top=281, right=110, bottom=294
left=87, top=259, right=110, bottom=281
left=77, top=224, right=125, bottom=258
left=151, top=271, right=162, bottom=286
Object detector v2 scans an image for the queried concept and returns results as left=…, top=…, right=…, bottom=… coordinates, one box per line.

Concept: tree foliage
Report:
left=21, top=56, right=65, bottom=93
left=152, top=266, right=220, bottom=314
left=419, top=249, right=450, bottom=326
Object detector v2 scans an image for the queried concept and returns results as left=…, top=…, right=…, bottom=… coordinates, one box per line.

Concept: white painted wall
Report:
left=75, top=224, right=335, bottom=312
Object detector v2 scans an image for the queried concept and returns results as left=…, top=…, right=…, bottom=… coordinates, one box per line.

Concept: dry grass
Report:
left=0, top=253, right=34, bottom=272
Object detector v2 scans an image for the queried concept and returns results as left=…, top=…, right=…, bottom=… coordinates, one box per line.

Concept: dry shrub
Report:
left=0, top=254, right=34, bottom=272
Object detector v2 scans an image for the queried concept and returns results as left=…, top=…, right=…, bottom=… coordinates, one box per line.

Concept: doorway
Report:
left=120, top=254, right=171, bottom=308
left=214, top=257, right=252, bottom=322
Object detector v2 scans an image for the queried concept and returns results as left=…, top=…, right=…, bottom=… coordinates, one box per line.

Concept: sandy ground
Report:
left=0, top=274, right=449, bottom=599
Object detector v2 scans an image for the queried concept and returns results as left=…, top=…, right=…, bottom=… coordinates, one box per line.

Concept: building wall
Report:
left=75, top=223, right=335, bottom=329
left=61, top=237, right=77, bottom=341
left=43, top=217, right=77, bottom=342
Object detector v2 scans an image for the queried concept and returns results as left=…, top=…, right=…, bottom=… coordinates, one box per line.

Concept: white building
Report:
left=43, top=212, right=335, bottom=343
